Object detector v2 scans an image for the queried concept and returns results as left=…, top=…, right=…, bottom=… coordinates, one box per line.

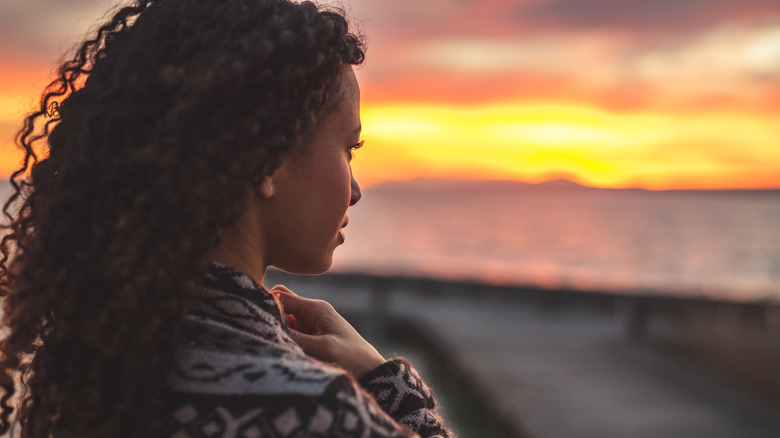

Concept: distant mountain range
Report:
left=367, top=178, right=780, bottom=195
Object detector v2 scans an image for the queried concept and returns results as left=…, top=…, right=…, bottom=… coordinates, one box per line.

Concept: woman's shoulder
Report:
left=168, top=313, right=345, bottom=398
left=158, top=317, right=414, bottom=437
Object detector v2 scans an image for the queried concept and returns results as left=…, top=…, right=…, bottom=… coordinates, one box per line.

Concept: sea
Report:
left=2, top=178, right=779, bottom=302
left=332, top=179, right=780, bottom=303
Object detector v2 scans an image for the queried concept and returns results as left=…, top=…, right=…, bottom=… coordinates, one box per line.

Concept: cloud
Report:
left=622, top=24, right=780, bottom=80
left=0, top=0, right=127, bottom=58
left=745, top=27, right=780, bottom=76
left=403, top=38, right=568, bottom=73
left=515, top=0, right=780, bottom=34
left=3, top=0, right=780, bottom=114
left=357, top=17, right=780, bottom=112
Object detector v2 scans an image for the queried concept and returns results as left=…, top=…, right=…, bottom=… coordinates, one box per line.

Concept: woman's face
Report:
left=263, top=68, right=363, bottom=274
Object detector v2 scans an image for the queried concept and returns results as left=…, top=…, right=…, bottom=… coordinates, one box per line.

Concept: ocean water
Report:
left=2, top=179, right=779, bottom=302
left=332, top=181, right=780, bottom=302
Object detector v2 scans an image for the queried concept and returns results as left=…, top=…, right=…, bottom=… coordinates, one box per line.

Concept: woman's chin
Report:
left=272, top=256, right=333, bottom=276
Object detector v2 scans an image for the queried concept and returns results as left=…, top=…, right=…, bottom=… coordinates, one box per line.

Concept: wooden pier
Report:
left=266, top=270, right=780, bottom=438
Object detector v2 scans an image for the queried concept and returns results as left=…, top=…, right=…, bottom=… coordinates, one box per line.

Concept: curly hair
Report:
left=0, top=0, right=365, bottom=436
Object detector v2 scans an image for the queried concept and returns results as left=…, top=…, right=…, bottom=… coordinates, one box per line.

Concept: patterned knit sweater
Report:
left=156, top=263, right=452, bottom=437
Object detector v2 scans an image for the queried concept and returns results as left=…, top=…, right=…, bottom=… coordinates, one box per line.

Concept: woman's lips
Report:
left=338, top=217, right=349, bottom=244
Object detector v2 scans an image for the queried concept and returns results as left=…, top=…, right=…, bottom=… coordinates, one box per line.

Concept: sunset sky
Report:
left=1, top=0, right=779, bottom=189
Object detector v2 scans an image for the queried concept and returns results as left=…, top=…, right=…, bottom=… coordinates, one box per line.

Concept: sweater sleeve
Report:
left=306, top=374, right=415, bottom=437
left=157, top=358, right=452, bottom=438
left=358, top=358, right=452, bottom=438
left=307, top=359, right=452, bottom=438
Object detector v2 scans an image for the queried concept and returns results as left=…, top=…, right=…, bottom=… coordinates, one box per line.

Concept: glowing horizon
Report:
left=351, top=102, right=780, bottom=190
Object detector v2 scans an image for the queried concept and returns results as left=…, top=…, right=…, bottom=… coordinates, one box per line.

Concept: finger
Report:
left=276, top=295, right=337, bottom=335
left=271, top=284, right=297, bottom=296
left=267, top=288, right=284, bottom=309
left=287, top=328, right=324, bottom=356
left=275, top=291, right=311, bottom=316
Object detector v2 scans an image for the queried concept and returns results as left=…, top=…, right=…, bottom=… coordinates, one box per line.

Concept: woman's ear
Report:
left=259, top=174, right=275, bottom=199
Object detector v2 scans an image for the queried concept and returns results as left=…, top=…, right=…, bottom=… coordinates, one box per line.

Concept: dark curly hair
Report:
left=0, top=0, right=364, bottom=436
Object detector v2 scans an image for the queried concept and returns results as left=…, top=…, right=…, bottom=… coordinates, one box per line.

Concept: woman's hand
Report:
left=271, top=285, right=386, bottom=379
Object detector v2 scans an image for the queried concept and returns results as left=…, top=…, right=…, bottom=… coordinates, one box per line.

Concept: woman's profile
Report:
left=0, top=0, right=451, bottom=436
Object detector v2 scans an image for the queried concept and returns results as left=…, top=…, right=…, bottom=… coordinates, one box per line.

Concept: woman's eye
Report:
left=347, top=140, right=364, bottom=160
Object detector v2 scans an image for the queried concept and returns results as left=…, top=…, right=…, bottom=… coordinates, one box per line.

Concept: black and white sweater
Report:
left=156, top=262, right=452, bottom=437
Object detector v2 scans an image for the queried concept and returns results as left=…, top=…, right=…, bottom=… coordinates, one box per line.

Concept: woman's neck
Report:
left=208, top=231, right=267, bottom=286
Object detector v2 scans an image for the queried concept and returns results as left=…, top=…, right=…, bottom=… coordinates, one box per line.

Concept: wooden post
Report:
left=623, top=298, right=648, bottom=342
left=363, top=277, right=390, bottom=341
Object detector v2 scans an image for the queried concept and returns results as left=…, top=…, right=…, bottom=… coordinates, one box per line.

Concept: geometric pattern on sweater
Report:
left=360, top=361, right=451, bottom=438
left=191, top=263, right=303, bottom=354
left=170, top=338, right=340, bottom=396
left=157, top=262, right=452, bottom=437
left=158, top=378, right=414, bottom=438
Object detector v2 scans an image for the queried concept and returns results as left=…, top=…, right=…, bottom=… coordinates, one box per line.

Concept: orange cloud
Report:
left=358, top=68, right=780, bottom=114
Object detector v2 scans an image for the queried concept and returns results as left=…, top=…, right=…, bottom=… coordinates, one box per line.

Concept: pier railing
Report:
left=267, top=270, right=780, bottom=344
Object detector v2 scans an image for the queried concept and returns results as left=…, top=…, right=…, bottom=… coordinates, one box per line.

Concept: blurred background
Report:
left=1, top=0, right=780, bottom=437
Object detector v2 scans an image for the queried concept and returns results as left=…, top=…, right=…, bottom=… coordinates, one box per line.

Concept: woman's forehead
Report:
left=330, top=69, right=360, bottom=125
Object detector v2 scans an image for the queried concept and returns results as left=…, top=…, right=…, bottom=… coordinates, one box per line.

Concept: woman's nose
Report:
left=350, top=174, right=362, bottom=206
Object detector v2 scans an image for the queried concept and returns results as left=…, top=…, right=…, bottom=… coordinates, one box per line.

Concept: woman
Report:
left=0, top=0, right=451, bottom=436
